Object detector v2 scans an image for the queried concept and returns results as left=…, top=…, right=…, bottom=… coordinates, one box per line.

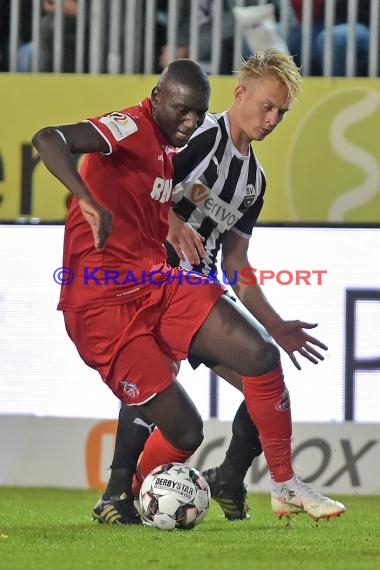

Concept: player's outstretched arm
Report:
left=221, top=231, right=328, bottom=370
left=32, top=123, right=112, bottom=249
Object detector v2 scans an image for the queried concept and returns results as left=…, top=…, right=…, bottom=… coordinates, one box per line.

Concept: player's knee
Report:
left=176, top=420, right=204, bottom=452
left=252, top=339, right=281, bottom=375
left=265, top=339, right=281, bottom=368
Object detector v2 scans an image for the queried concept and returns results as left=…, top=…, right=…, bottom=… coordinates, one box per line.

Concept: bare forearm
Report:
left=222, top=255, right=283, bottom=334
left=32, top=127, right=90, bottom=199
left=33, top=124, right=112, bottom=249
left=243, top=285, right=283, bottom=334
left=233, top=278, right=283, bottom=334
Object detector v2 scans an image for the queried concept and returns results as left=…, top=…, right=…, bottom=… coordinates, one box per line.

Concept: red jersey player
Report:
left=32, top=57, right=345, bottom=524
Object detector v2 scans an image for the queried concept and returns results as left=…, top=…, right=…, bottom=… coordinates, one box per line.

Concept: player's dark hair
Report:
left=158, top=59, right=210, bottom=97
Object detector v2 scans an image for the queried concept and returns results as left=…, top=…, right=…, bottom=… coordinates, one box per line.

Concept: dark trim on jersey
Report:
left=202, top=116, right=229, bottom=189
left=172, top=197, right=197, bottom=220
left=204, top=231, right=224, bottom=274
left=219, top=155, right=246, bottom=204
left=173, top=126, right=219, bottom=186
left=196, top=216, right=219, bottom=241
left=234, top=196, right=264, bottom=235
left=164, top=240, right=181, bottom=267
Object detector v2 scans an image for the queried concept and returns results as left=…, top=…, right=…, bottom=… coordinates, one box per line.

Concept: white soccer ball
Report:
left=139, top=462, right=211, bottom=531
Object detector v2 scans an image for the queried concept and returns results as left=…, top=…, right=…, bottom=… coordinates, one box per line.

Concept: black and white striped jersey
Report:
left=171, top=111, right=266, bottom=274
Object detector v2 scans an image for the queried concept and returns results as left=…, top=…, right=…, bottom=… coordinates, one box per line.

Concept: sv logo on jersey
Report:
left=244, top=184, right=259, bottom=207
left=150, top=177, right=173, bottom=203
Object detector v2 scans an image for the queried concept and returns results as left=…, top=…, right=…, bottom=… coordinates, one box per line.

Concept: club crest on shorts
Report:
left=276, top=388, right=290, bottom=411
left=119, top=380, right=140, bottom=399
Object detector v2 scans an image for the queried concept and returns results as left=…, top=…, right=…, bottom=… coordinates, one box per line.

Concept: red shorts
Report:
left=63, top=268, right=224, bottom=405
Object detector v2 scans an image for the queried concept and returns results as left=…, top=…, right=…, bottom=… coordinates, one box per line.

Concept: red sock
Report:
left=132, top=428, right=192, bottom=495
left=242, top=367, right=293, bottom=483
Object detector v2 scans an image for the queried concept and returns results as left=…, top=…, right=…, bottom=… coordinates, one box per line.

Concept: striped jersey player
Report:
left=171, top=111, right=266, bottom=274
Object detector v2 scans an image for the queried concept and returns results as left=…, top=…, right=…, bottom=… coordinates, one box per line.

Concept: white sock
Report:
left=271, top=474, right=297, bottom=493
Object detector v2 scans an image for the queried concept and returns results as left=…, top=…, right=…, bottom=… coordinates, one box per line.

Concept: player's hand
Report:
left=268, top=320, right=328, bottom=370
left=167, top=209, right=205, bottom=265
left=78, top=196, right=113, bottom=250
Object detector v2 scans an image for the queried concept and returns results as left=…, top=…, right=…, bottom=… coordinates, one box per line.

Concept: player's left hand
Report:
left=268, top=320, right=328, bottom=370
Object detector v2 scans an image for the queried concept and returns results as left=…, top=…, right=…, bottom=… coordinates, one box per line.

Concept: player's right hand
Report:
left=167, top=209, right=205, bottom=265
left=269, top=320, right=328, bottom=370
left=78, top=196, right=113, bottom=250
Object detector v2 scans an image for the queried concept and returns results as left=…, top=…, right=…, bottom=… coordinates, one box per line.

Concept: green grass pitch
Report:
left=0, top=488, right=379, bottom=570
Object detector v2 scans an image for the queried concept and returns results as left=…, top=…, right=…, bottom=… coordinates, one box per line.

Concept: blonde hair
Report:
left=237, top=49, right=302, bottom=101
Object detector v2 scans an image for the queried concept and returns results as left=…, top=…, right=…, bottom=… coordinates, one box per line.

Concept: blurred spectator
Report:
left=0, top=0, right=10, bottom=71
left=4, top=0, right=376, bottom=77
left=153, top=0, right=184, bottom=72
left=18, top=0, right=89, bottom=72
left=158, top=0, right=265, bottom=75
left=233, top=2, right=292, bottom=58
left=288, top=0, right=373, bottom=76
left=40, top=0, right=82, bottom=72
left=0, top=0, right=33, bottom=71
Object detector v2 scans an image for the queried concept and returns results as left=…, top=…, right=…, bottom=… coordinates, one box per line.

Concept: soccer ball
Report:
left=139, top=462, right=211, bottom=531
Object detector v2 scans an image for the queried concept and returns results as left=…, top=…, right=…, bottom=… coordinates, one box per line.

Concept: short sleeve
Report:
left=84, top=111, right=139, bottom=155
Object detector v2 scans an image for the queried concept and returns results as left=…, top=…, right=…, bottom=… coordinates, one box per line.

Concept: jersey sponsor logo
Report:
left=244, top=184, right=259, bottom=207
left=190, top=181, right=209, bottom=203
left=150, top=176, right=173, bottom=203
left=202, top=193, right=243, bottom=231
left=175, top=181, right=244, bottom=231
left=99, top=112, right=138, bottom=141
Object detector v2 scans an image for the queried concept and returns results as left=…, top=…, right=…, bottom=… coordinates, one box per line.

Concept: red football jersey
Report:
left=58, top=98, right=177, bottom=311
